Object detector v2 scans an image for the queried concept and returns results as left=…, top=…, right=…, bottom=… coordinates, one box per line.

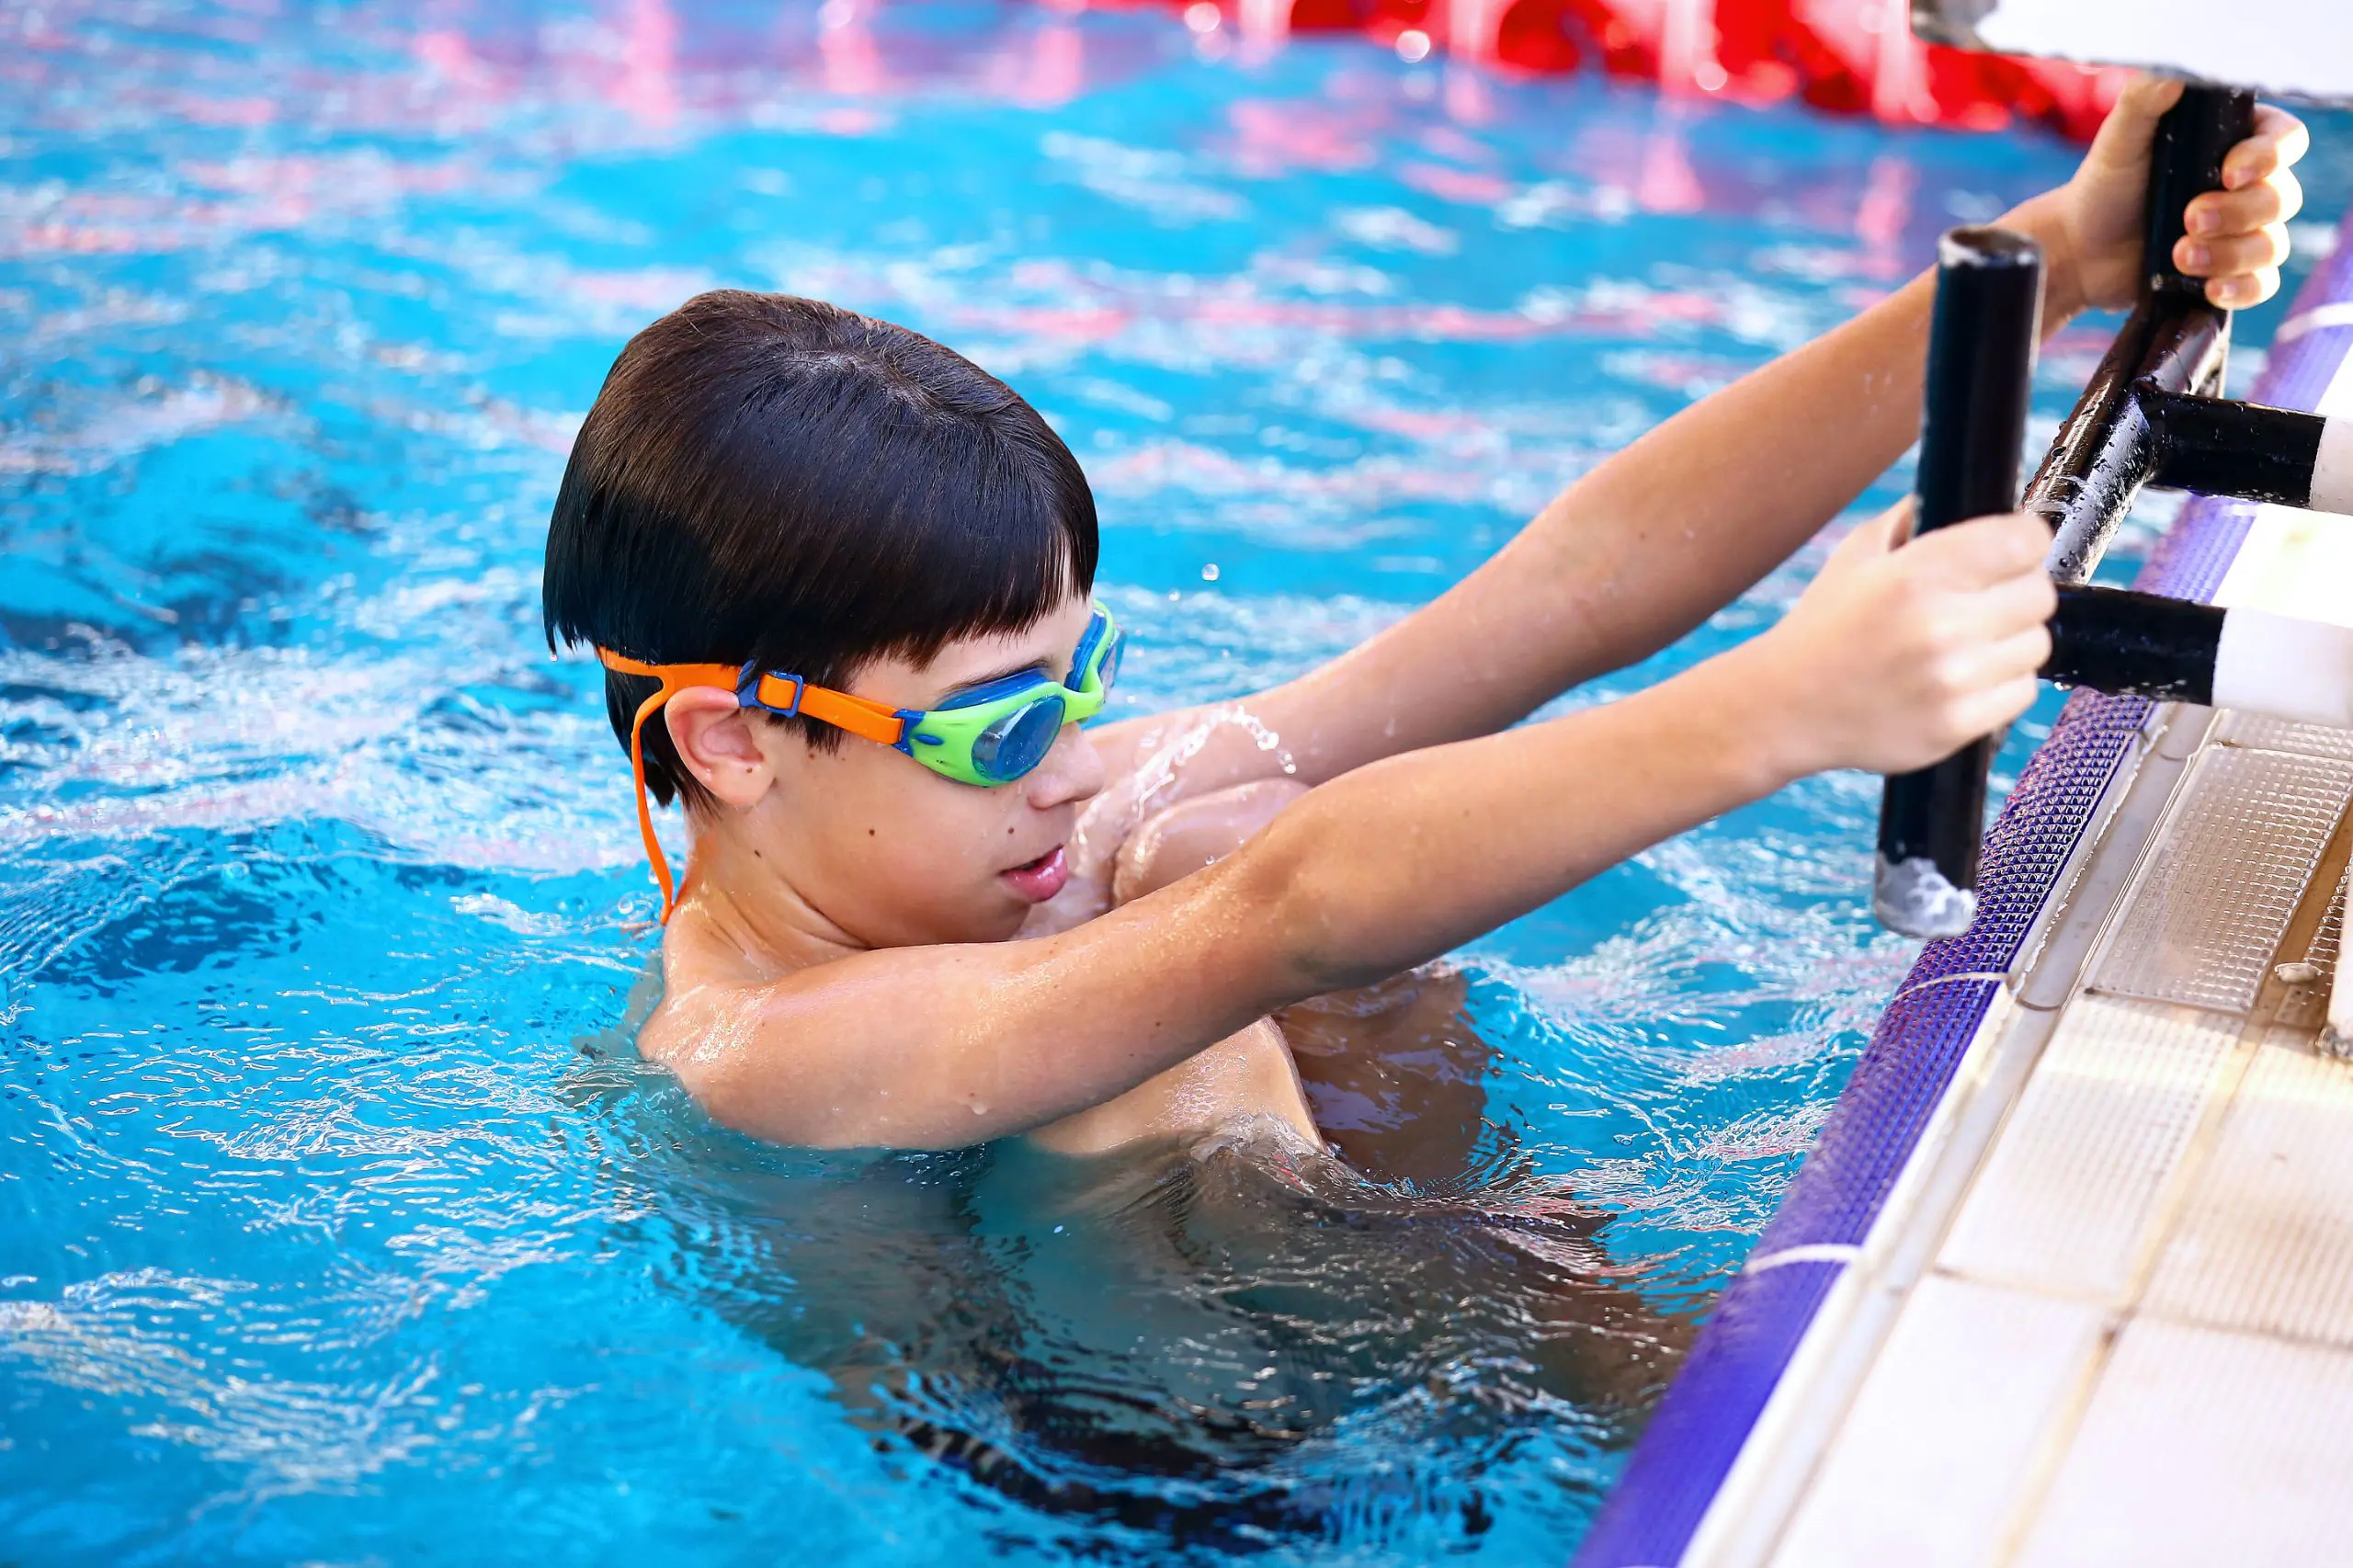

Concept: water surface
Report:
left=4, top=4, right=2346, bottom=1562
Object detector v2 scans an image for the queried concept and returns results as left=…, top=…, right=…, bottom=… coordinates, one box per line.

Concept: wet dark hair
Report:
left=542, top=290, right=1097, bottom=809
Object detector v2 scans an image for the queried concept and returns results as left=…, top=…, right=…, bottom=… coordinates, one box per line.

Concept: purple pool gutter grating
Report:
left=1569, top=207, right=2353, bottom=1568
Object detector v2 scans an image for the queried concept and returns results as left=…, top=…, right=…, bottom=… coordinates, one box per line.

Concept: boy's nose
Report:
left=1027, top=722, right=1106, bottom=811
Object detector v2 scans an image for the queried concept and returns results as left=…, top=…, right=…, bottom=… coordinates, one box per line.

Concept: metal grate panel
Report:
left=2090, top=746, right=2353, bottom=1013
left=2211, top=710, right=2353, bottom=760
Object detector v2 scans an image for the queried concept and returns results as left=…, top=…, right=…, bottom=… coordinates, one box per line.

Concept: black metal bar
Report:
left=1863, top=82, right=2305, bottom=927
left=2032, top=295, right=2225, bottom=583
left=2042, top=585, right=2226, bottom=704
left=1869, top=86, right=2274, bottom=937
left=1874, top=227, right=2043, bottom=938
left=2145, top=85, right=2259, bottom=300
left=2143, top=386, right=2327, bottom=507
left=1912, top=232, right=2047, bottom=532
left=2031, top=85, right=2254, bottom=583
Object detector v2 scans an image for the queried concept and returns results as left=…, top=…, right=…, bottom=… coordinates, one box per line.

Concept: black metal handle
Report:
left=2039, top=84, right=2256, bottom=580
left=2144, top=83, right=2258, bottom=301
left=2143, top=385, right=2330, bottom=508
left=2043, top=585, right=2226, bottom=704
left=1874, top=227, right=2044, bottom=938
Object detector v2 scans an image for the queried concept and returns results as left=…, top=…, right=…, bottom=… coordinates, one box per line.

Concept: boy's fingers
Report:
left=1827, top=502, right=1909, bottom=569
left=2185, top=172, right=2302, bottom=239
left=1973, top=622, right=2056, bottom=684
left=2087, top=74, right=2182, bottom=175
left=1867, top=498, right=1913, bottom=548
left=2223, top=105, right=2311, bottom=189
left=1977, top=566, right=2060, bottom=634
left=2207, top=267, right=2281, bottom=311
left=1909, top=511, right=2051, bottom=588
left=2070, top=74, right=2172, bottom=194
left=1938, top=583, right=2055, bottom=683
left=1959, top=676, right=2042, bottom=738
left=2176, top=223, right=2291, bottom=280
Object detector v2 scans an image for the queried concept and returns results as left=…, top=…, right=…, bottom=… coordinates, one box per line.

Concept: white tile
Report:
left=2143, top=1033, right=2353, bottom=1349
left=2012, top=1317, right=2353, bottom=1568
left=1768, top=1276, right=2102, bottom=1568
left=2213, top=500, right=2353, bottom=627
left=2149, top=704, right=2211, bottom=762
left=1938, top=996, right=2241, bottom=1301
left=2016, top=745, right=2179, bottom=1012
left=2091, top=746, right=2353, bottom=1013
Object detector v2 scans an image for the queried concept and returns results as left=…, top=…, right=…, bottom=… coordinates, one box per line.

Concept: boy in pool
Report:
left=545, top=81, right=2306, bottom=1158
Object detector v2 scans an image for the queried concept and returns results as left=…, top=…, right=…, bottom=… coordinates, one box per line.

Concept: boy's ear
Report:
left=664, top=688, right=777, bottom=809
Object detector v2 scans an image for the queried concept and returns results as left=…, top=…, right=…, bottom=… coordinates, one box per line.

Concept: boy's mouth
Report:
left=1000, top=845, right=1070, bottom=903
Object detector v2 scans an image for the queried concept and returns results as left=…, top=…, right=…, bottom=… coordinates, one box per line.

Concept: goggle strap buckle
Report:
left=738, top=664, right=805, bottom=718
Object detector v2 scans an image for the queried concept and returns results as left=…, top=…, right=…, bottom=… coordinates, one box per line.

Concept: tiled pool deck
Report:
left=1577, top=221, right=2353, bottom=1568
left=1741, top=645, right=2353, bottom=1567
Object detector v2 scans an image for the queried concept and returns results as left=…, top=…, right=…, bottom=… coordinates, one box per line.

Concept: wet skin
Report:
left=616, top=763, right=1694, bottom=1530
left=1040, top=773, right=1502, bottom=1176
left=1022, top=778, right=1325, bottom=1155
left=638, top=597, right=1348, bottom=1154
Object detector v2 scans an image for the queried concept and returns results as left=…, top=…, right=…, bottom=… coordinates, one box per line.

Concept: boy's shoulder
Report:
left=634, top=933, right=833, bottom=1146
left=637, top=904, right=915, bottom=1102
left=638, top=915, right=809, bottom=1073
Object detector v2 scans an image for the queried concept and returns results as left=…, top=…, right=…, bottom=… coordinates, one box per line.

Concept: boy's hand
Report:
left=1756, top=506, right=2057, bottom=779
left=2041, top=76, right=2308, bottom=316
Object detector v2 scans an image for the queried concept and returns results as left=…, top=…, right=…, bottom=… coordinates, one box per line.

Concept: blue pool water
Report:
left=5, top=4, right=2348, bottom=1562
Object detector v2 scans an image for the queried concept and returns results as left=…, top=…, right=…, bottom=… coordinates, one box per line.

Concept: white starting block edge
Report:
left=1915, top=0, right=2353, bottom=107
left=1571, top=202, right=2353, bottom=1568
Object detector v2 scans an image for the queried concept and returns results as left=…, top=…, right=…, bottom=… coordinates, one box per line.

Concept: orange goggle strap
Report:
left=596, top=649, right=908, bottom=923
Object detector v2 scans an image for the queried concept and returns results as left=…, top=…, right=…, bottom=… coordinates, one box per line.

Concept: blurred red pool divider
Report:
left=1062, top=0, right=2129, bottom=139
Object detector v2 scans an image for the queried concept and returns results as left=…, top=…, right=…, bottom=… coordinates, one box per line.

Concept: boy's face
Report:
left=729, top=593, right=1109, bottom=948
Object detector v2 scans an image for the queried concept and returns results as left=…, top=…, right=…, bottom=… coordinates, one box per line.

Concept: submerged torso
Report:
left=1021, top=1017, right=1322, bottom=1156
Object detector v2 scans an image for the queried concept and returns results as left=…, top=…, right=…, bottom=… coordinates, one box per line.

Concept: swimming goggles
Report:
left=597, top=605, right=1122, bottom=921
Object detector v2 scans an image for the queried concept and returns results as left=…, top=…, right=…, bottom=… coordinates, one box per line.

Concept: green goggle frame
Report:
left=869, top=605, right=1122, bottom=786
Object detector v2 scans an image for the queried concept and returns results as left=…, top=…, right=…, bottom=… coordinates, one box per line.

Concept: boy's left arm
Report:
left=1078, top=80, right=2303, bottom=807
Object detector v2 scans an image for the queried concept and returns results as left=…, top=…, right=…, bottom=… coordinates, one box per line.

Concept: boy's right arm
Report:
left=661, top=508, right=2053, bottom=1150
left=1046, top=81, right=2303, bottom=912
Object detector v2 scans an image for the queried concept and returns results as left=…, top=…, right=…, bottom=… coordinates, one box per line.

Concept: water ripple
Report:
left=6, top=2, right=2347, bottom=1564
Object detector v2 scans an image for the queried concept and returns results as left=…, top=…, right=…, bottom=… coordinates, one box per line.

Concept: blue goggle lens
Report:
left=1094, top=631, right=1122, bottom=692
left=972, top=697, right=1065, bottom=782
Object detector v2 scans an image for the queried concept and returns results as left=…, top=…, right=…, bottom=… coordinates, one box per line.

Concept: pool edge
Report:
left=1566, top=207, right=2353, bottom=1568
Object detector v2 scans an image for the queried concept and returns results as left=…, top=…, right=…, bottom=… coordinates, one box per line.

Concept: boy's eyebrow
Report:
left=936, top=655, right=1054, bottom=699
